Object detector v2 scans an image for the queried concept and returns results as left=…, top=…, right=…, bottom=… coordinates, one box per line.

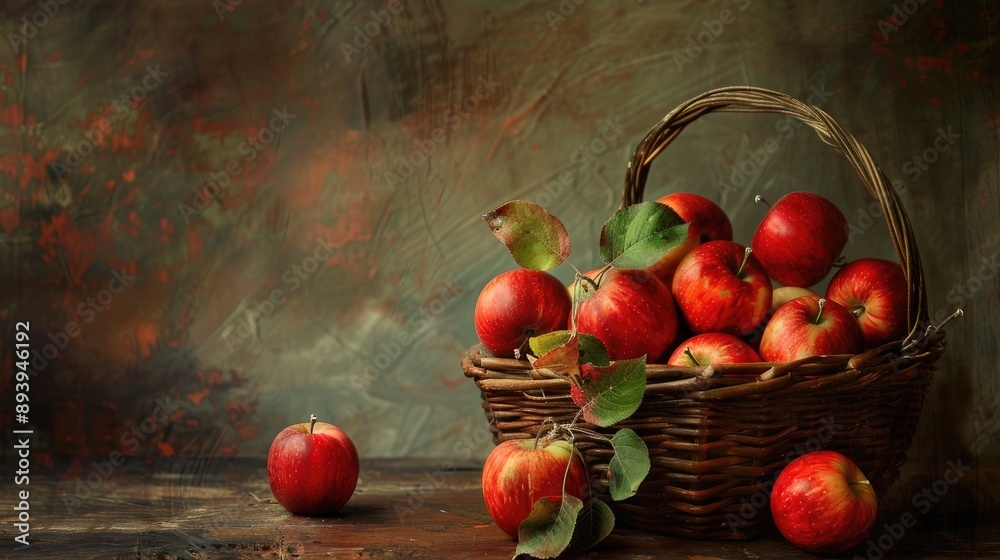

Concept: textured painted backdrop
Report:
left=0, top=0, right=997, bottom=522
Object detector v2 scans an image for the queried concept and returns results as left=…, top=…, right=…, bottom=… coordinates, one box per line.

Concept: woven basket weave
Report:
left=462, top=86, right=951, bottom=539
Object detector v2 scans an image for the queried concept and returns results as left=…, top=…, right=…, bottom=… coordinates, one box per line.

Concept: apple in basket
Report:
left=481, top=438, right=591, bottom=538
left=475, top=268, right=572, bottom=358
left=770, top=450, right=878, bottom=553
left=267, top=415, right=359, bottom=515
left=751, top=192, right=849, bottom=288
left=826, top=258, right=908, bottom=348
left=644, top=193, right=733, bottom=283
left=572, top=267, right=678, bottom=361
left=672, top=241, right=772, bottom=337
left=666, top=332, right=761, bottom=366
left=760, top=296, right=864, bottom=362
left=771, top=286, right=820, bottom=312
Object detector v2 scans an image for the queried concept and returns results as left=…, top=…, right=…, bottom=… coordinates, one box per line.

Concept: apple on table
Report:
left=267, top=415, right=359, bottom=515
left=481, top=437, right=591, bottom=538
left=770, top=450, right=878, bottom=553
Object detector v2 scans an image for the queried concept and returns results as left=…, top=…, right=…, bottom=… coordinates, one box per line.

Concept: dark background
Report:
left=0, top=0, right=997, bottom=527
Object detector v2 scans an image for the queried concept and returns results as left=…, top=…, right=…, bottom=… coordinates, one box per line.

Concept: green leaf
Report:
left=608, top=429, right=651, bottom=501
left=568, top=499, right=615, bottom=553
left=515, top=495, right=583, bottom=559
left=598, top=202, right=689, bottom=269
left=529, top=331, right=610, bottom=367
left=484, top=200, right=571, bottom=271
left=579, top=358, right=646, bottom=427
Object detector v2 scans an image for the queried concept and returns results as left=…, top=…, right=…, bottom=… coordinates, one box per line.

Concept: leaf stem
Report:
left=567, top=426, right=613, bottom=445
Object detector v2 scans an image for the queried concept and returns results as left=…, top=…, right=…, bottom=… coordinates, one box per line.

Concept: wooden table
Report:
left=3, top=459, right=996, bottom=559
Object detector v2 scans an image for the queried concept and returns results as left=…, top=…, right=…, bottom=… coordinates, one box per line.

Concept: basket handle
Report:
left=620, top=86, right=928, bottom=348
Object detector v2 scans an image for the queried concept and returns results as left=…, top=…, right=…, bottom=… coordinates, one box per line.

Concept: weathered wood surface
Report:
left=2, top=459, right=997, bottom=559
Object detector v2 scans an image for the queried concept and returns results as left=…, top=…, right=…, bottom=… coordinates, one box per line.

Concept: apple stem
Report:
left=815, top=298, right=826, bottom=324
left=736, top=247, right=752, bottom=277
left=578, top=273, right=600, bottom=293
left=831, top=256, right=847, bottom=267
left=754, top=195, right=771, bottom=208
left=309, top=414, right=317, bottom=434
left=683, top=347, right=702, bottom=367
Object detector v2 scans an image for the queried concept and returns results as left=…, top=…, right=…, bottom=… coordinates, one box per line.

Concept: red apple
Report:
left=267, top=415, right=359, bottom=515
left=671, top=241, right=772, bottom=337
left=751, top=192, right=849, bottom=287
left=826, top=258, right=908, bottom=348
left=770, top=450, right=878, bottom=553
left=645, top=193, right=733, bottom=283
left=481, top=437, right=591, bottom=538
left=573, top=267, right=678, bottom=361
left=760, top=296, right=863, bottom=362
left=666, top=333, right=761, bottom=366
left=475, top=269, right=572, bottom=358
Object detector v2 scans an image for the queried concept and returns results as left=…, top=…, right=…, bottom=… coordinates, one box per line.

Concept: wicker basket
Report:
left=462, top=86, right=952, bottom=540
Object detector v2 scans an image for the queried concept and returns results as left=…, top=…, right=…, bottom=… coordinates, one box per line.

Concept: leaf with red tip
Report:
left=599, top=202, right=688, bottom=268
left=532, top=334, right=581, bottom=383
left=529, top=331, right=611, bottom=367
left=483, top=200, right=571, bottom=271
left=578, top=358, right=646, bottom=427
